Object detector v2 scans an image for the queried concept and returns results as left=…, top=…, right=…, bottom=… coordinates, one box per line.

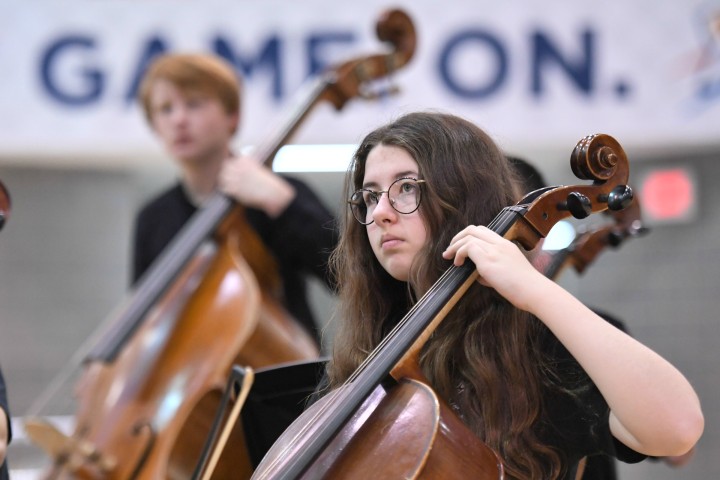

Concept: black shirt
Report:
left=301, top=325, right=646, bottom=479
left=132, top=176, right=337, bottom=341
left=538, top=324, right=646, bottom=479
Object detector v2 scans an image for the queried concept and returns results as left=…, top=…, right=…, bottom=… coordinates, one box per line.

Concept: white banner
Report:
left=1, top=0, right=719, bottom=166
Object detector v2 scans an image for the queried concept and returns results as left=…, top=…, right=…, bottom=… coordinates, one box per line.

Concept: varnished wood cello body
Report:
left=251, top=134, right=634, bottom=479
left=24, top=8, right=416, bottom=479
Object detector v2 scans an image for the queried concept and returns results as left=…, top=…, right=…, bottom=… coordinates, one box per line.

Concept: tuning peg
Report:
left=604, top=185, right=634, bottom=211
left=607, top=231, right=624, bottom=247
left=559, top=192, right=592, bottom=219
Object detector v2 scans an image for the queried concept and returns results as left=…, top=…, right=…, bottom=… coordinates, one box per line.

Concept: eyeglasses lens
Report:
left=349, top=178, right=423, bottom=225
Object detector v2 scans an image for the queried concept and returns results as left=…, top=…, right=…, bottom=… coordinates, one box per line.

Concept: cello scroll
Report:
left=509, top=134, right=634, bottom=251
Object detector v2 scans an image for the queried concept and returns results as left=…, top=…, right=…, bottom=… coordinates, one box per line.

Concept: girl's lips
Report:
left=381, top=235, right=402, bottom=249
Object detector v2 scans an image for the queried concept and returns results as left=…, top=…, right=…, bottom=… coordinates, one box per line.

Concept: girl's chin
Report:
left=384, top=263, right=410, bottom=282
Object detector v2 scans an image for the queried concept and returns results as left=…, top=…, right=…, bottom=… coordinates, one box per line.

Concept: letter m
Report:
left=214, top=35, right=283, bottom=100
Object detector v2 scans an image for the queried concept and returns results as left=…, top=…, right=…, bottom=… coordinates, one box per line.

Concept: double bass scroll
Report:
left=252, top=8, right=416, bottom=164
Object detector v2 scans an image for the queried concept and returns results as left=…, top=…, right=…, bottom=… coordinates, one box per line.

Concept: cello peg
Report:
left=607, top=230, right=624, bottom=247
left=559, top=192, right=592, bottom=219
left=603, top=185, right=634, bottom=211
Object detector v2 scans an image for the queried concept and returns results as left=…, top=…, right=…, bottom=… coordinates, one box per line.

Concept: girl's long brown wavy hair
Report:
left=328, top=112, right=564, bottom=478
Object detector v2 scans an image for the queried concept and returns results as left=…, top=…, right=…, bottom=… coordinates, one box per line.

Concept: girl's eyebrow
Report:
left=362, top=170, right=419, bottom=189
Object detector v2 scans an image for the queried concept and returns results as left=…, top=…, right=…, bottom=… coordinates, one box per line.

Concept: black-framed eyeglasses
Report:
left=348, top=178, right=426, bottom=225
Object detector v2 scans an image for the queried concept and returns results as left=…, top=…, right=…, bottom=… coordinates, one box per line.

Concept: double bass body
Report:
left=46, top=211, right=318, bottom=479
left=27, top=8, right=418, bottom=479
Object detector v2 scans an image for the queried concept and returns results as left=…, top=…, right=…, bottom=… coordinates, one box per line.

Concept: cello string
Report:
left=265, top=199, right=576, bottom=475
left=256, top=208, right=518, bottom=473
left=343, top=207, right=513, bottom=381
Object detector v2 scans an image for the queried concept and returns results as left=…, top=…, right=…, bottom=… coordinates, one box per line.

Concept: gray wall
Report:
left=0, top=151, right=717, bottom=478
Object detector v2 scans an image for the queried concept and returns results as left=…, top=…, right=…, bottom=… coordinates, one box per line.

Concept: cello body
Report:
left=256, top=378, right=503, bottom=480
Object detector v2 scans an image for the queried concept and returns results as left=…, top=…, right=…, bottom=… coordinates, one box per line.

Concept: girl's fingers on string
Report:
left=466, top=225, right=506, bottom=244
left=444, top=235, right=483, bottom=262
left=445, top=225, right=496, bottom=254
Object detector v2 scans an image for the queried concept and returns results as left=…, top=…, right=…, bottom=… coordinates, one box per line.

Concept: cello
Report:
left=24, top=8, right=416, bottom=479
left=250, top=134, right=634, bottom=479
left=541, top=195, right=649, bottom=280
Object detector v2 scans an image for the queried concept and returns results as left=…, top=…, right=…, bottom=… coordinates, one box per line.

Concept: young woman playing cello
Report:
left=323, top=111, right=703, bottom=479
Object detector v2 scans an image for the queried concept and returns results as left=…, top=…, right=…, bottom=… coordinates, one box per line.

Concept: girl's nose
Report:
left=370, top=192, right=397, bottom=223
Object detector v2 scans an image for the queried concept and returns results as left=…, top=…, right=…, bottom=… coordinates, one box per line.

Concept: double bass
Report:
left=24, top=8, right=416, bottom=479
left=251, top=134, right=634, bottom=479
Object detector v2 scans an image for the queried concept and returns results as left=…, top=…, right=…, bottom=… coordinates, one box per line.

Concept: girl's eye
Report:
left=363, top=191, right=378, bottom=205
left=400, top=182, right=415, bottom=193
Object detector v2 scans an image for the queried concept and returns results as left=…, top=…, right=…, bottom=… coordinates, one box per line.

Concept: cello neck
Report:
left=0, top=179, right=10, bottom=231
left=541, top=198, right=648, bottom=282
left=542, top=247, right=573, bottom=280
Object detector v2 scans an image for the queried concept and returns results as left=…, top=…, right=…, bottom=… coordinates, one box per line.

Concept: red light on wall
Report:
left=639, top=167, right=697, bottom=224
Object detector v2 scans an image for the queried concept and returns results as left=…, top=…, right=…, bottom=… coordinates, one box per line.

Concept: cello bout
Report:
left=252, top=379, right=503, bottom=480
